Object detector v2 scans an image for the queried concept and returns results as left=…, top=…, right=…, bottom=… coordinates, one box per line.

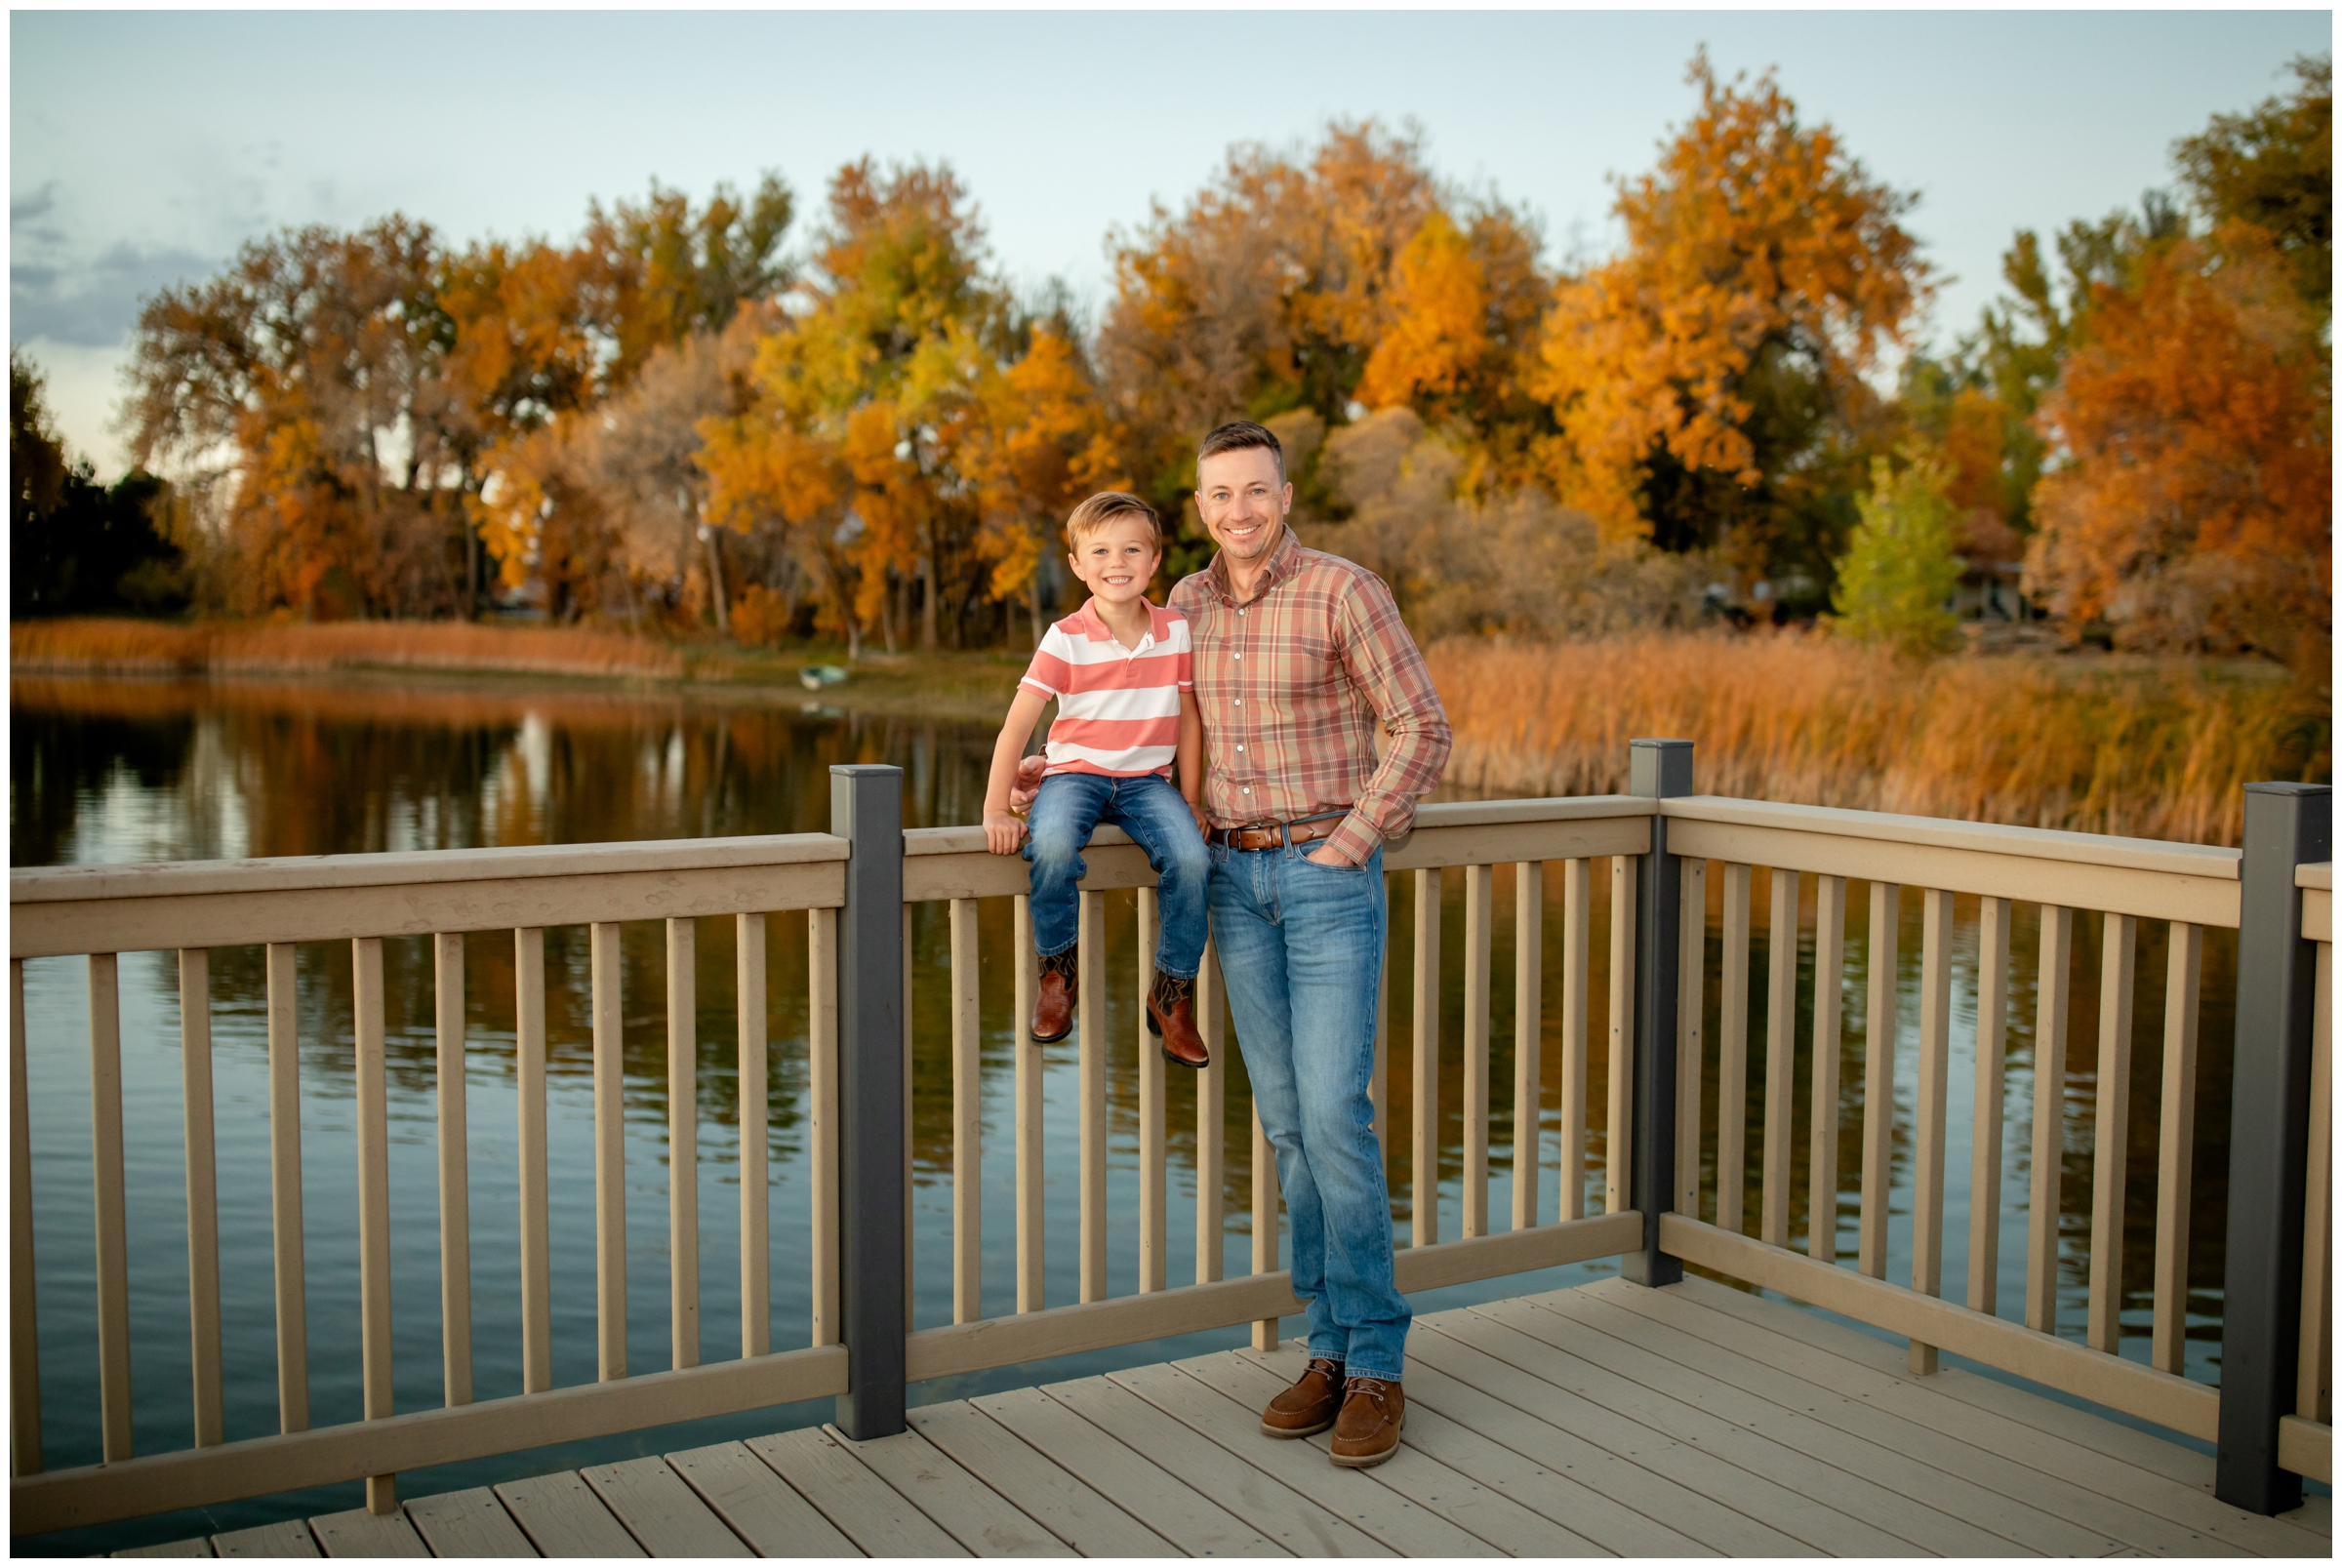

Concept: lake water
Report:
left=10, top=672, right=2239, bottom=1551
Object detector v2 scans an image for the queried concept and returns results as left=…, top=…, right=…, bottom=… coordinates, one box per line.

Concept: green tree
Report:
left=1829, top=443, right=1962, bottom=659
left=13, top=347, right=184, bottom=616
left=2173, top=54, right=2331, bottom=314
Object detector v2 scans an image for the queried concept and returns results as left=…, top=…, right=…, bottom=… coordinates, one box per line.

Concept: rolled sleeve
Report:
left=1325, top=574, right=1450, bottom=864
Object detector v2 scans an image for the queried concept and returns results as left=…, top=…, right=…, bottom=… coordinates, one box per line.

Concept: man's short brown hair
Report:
left=1196, top=420, right=1286, bottom=485
left=1064, top=491, right=1162, bottom=550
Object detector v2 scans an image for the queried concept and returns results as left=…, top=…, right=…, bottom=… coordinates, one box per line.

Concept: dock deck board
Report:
left=91, top=1280, right=2328, bottom=1558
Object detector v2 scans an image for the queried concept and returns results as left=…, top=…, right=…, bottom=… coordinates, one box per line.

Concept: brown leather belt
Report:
left=1207, top=812, right=1350, bottom=852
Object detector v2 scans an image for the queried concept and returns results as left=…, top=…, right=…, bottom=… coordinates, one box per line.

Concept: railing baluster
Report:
left=1808, top=876, right=1846, bottom=1263
left=10, top=959, right=40, bottom=1475
left=1078, top=890, right=1107, bottom=1304
left=353, top=938, right=396, bottom=1512
left=1138, top=889, right=1167, bottom=1293
left=1514, top=861, right=1544, bottom=1231
left=590, top=921, right=626, bottom=1381
left=1252, top=1103, right=1278, bottom=1350
left=1969, top=898, right=2011, bottom=1310
left=1412, top=867, right=1441, bottom=1247
left=1012, top=896, right=1042, bottom=1314
left=1910, top=889, right=1955, bottom=1375
left=1717, top=863, right=1752, bottom=1235
left=89, top=953, right=132, bottom=1462
left=2300, top=939, right=2333, bottom=1422
left=950, top=898, right=983, bottom=1324
left=1560, top=858, right=1591, bottom=1221
left=1676, top=858, right=1707, bottom=1218
left=666, top=919, right=701, bottom=1370
left=432, top=934, right=471, bottom=1409
left=2027, top=905, right=2075, bottom=1333
left=2087, top=911, right=2138, bottom=1353
left=1859, top=883, right=1901, bottom=1278
left=1195, top=937, right=1226, bottom=1286
left=1463, top=864, right=1493, bottom=1238
left=809, top=907, right=840, bottom=1345
left=513, top=928, right=551, bottom=1390
left=181, top=949, right=222, bottom=1447
left=1606, top=855, right=1636, bottom=1212
left=2152, top=920, right=2202, bottom=1373
left=265, top=941, right=308, bottom=1432
left=738, top=912, right=769, bottom=1358
left=1761, top=868, right=1797, bottom=1247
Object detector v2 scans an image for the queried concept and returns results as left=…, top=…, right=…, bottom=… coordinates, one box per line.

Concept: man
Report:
left=1173, top=419, right=1450, bottom=1468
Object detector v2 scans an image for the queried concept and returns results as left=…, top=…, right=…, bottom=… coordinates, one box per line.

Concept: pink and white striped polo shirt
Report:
left=1020, top=599, right=1193, bottom=778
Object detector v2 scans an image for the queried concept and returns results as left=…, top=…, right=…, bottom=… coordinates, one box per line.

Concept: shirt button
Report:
left=1234, top=699, right=1242, bottom=706
left=1232, top=653, right=1241, bottom=661
left=1236, top=745, right=1244, bottom=752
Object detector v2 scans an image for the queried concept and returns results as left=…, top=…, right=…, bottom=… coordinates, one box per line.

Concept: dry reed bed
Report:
left=10, top=618, right=683, bottom=678
left=1430, top=633, right=2327, bottom=847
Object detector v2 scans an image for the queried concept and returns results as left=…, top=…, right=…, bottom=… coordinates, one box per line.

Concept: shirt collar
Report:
left=1070, top=596, right=1167, bottom=650
left=1208, top=525, right=1301, bottom=607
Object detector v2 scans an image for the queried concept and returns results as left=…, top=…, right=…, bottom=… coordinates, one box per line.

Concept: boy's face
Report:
left=1067, top=516, right=1162, bottom=608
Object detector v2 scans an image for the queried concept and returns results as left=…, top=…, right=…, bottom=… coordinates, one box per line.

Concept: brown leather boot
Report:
left=1328, top=1376, right=1404, bottom=1468
left=1258, top=1356, right=1346, bottom=1438
left=1146, top=969, right=1208, bottom=1068
left=1031, top=949, right=1075, bottom=1043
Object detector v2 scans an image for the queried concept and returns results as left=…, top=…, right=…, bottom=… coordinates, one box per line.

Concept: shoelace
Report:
left=1345, top=1376, right=1393, bottom=1408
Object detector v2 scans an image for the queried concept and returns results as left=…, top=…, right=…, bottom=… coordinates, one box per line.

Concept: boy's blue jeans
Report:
left=1207, top=839, right=1408, bottom=1381
left=1025, top=771, right=1209, bottom=977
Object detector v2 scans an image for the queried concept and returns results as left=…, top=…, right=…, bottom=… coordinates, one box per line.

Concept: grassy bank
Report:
left=1430, top=633, right=2327, bottom=846
left=9, top=618, right=1029, bottom=720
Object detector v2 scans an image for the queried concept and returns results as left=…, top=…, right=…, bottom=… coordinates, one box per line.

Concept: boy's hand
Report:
left=1007, top=754, right=1048, bottom=815
left=983, top=810, right=1028, bottom=856
left=1189, top=799, right=1211, bottom=839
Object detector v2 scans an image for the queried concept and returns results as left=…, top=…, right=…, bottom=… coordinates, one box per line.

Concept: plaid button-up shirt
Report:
left=1169, top=526, right=1451, bottom=866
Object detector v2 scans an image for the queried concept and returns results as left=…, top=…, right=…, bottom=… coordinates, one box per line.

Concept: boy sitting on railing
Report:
left=981, top=492, right=1212, bottom=1067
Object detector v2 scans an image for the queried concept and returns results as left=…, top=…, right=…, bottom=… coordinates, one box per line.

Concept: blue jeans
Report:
left=1208, top=840, right=1408, bottom=1380
left=1025, top=772, right=1209, bottom=977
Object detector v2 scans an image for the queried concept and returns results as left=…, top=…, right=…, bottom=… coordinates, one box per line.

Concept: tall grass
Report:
left=1430, top=633, right=2329, bottom=847
left=10, top=619, right=683, bottom=678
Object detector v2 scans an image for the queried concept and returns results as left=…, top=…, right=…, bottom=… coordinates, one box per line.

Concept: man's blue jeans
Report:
left=1025, top=771, right=1209, bottom=978
left=1208, top=839, right=1408, bottom=1380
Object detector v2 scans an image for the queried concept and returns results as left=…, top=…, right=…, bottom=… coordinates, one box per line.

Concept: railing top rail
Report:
left=1663, top=795, right=2242, bottom=882
left=899, top=792, right=1655, bottom=861
left=2299, top=862, right=2332, bottom=892
left=10, top=832, right=849, bottom=906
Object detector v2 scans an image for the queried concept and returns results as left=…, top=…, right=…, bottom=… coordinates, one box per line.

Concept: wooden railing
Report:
left=7, top=748, right=2330, bottom=1535
left=893, top=794, right=1653, bottom=1387
left=9, top=836, right=853, bottom=1533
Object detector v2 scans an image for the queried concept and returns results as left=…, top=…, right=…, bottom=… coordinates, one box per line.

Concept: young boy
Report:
left=982, top=492, right=1211, bottom=1066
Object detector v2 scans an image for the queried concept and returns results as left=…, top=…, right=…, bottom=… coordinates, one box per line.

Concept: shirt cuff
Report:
left=1322, top=814, right=1381, bottom=867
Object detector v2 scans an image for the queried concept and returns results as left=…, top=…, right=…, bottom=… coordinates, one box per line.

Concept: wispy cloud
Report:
left=10, top=185, right=218, bottom=346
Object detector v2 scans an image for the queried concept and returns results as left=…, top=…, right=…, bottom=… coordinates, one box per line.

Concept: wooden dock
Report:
left=111, top=1278, right=2331, bottom=1558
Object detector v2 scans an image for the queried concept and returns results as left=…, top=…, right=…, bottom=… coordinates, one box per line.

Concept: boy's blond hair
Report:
left=1065, top=491, right=1162, bottom=551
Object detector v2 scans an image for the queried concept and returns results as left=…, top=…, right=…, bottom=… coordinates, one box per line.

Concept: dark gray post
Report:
left=2216, top=782, right=2329, bottom=1513
left=831, top=764, right=908, bottom=1440
left=1625, top=739, right=1694, bottom=1288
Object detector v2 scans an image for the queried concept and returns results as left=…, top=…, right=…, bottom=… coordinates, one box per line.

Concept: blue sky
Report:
left=11, top=8, right=2330, bottom=475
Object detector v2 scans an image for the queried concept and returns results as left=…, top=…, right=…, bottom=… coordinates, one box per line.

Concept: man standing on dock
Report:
left=1172, top=419, right=1451, bottom=1467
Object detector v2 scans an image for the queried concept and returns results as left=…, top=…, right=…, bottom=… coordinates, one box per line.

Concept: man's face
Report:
left=1195, top=447, right=1291, bottom=564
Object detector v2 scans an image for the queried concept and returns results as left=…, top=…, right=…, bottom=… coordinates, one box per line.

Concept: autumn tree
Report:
left=2023, top=222, right=2331, bottom=671
left=1096, top=122, right=1447, bottom=532
left=1532, top=53, right=1929, bottom=599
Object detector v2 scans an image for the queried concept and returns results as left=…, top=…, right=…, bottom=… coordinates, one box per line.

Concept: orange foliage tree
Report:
left=1532, top=53, right=1928, bottom=592
left=2025, top=222, right=2331, bottom=670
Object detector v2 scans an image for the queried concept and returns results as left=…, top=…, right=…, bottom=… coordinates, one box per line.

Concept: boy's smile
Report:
left=1069, top=514, right=1163, bottom=648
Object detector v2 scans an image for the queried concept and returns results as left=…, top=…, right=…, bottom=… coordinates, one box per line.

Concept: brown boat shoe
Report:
left=1146, top=969, right=1208, bottom=1068
left=1258, top=1356, right=1346, bottom=1438
left=1031, top=949, right=1075, bottom=1043
left=1328, top=1376, right=1404, bottom=1467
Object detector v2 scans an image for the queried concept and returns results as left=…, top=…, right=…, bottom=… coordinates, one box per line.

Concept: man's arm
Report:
left=1176, top=690, right=1208, bottom=836
left=1314, top=572, right=1452, bottom=867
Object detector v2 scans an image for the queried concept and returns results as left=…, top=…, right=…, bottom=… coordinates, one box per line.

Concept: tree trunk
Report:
left=920, top=550, right=938, bottom=650
left=704, top=524, right=730, bottom=636
left=1029, top=564, right=1045, bottom=647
